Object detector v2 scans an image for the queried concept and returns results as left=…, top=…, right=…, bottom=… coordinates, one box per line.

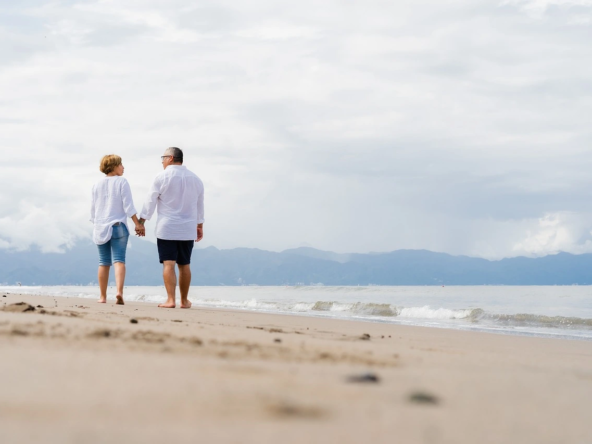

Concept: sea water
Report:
left=2, top=285, right=591, bottom=341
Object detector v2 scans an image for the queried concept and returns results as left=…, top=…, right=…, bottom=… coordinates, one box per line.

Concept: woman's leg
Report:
left=111, top=226, right=129, bottom=305
left=98, top=266, right=110, bottom=303
left=97, top=241, right=112, bottom=303
left=114, top=263, right=126, bottom=305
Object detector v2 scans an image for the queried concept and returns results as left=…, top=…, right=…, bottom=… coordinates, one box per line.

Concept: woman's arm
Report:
left=120, top=179, right=137, bottom=218
left=131, top=214, right=145, bottom=237
left=120, top=179, right=144, bottom=236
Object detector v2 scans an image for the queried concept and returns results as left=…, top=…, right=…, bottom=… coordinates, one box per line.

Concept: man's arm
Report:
left=139, top=176, right=161, bottom=223
left=195, top=186, right=204, bottom=242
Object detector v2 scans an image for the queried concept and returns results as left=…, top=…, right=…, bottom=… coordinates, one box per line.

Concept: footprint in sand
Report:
left=3, top=302, right=35, bottom=313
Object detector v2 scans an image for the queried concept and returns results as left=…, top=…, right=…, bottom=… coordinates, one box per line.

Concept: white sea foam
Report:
left=398, top=306, right=474, bottom=319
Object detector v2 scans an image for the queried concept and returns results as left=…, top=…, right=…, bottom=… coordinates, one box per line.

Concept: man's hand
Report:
left=196, top=225, right=203, bottom=242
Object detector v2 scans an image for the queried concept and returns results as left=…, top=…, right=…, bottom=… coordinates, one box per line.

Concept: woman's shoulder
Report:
left=111, top=176, right=130, bottom=186
left=93, top=176, right=107, bottom=188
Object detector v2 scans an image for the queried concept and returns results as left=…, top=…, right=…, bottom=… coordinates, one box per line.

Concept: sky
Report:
left=0, top=0, right=591, bottom=259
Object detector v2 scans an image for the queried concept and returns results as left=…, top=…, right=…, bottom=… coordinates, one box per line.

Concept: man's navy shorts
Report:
left=157, top=239, right=194, bottom=265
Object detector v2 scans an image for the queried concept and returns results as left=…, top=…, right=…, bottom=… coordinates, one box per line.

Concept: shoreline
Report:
left=2, top=288, right=591, bottom=342
left=1, top=293, right=592, bottom=443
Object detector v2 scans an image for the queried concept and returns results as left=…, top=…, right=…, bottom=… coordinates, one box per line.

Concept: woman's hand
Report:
left=131, top=215, right=145, bottom=237
left=135, top=223, right=145, bottom=237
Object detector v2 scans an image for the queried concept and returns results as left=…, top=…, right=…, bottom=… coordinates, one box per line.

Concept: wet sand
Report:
left=1, top=292, right=591, bottom=444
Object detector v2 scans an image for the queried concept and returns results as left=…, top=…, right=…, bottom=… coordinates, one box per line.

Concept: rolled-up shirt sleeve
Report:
left=120, top=179, right=137, bottom=218
left=196, top=188, right=204, bottom=224
left=139, top=176, right=161, bottom=221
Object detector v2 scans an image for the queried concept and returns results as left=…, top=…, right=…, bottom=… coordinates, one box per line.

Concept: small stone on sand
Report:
left=346, top=373, right=380, bottom=383
left=130, top=319, right=138, bottom=324
left=408, top=392, right=439, bottom=405
left=360, top=333, right=371, bottom=340
left=274, top=338, right=282, bottom=343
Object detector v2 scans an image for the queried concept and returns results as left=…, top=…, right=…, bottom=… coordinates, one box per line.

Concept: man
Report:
left=139, top=147, right=204, bottom=308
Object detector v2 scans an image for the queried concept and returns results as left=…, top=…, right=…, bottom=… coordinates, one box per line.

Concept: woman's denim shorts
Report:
left=97, top=223, right=129, bottom=266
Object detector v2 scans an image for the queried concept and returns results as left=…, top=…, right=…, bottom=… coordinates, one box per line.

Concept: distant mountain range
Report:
left=1, top=238, right=592, bottom=286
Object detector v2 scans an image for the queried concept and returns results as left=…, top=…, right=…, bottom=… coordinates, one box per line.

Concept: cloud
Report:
left=502, top=0, right=592, bottom=15
left=0, top=0, right=591, bottom=258
left=0, top=201, right=88, bottom=253
left=512, top=212, right=592, bottom=256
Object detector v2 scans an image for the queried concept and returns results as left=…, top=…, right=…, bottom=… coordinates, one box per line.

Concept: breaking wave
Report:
left=191, top=299, right=592, bottom=330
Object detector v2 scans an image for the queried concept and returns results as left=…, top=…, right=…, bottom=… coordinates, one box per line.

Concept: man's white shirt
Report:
left=140, top=165, right=205, bottom=241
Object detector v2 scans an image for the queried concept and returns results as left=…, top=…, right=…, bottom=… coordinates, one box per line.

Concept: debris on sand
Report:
left=408, top=391, right=439, bottom=405
left=359, top=333, right=371, bottom=340
left=130, top=319, right=139, bottom=324
left=3, top=302, right=36, bottom=313
left=346, top=373, right=380, bottom=383
left=268, top=402, right=325, bottom=419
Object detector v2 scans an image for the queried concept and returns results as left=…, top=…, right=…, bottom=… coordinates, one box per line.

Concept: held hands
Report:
left=135, top=218, right=146, bottom=237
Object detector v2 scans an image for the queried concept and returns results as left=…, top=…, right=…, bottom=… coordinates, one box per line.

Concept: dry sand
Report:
left=1, top=292, right=591, bottom=444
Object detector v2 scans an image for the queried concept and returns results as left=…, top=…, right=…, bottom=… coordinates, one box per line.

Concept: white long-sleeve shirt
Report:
left=139, top=165, right=205, bottom=241
left=90, top=176, right=137, bottom=245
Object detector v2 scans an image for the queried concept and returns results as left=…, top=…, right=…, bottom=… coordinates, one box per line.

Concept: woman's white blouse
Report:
left=90, top=176, right=137, bottom=245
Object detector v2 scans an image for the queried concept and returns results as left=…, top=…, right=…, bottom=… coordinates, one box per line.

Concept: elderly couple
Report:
left=90, top=147, right=204, bottom=308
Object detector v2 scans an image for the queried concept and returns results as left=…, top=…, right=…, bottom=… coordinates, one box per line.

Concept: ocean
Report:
left=2, top=285, right=591, bottom=341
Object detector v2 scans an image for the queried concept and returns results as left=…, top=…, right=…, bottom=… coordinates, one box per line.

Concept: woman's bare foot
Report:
left=98, top=298, right=107, bottom=304
left=180, top=300, right=192, bottom=309
left=116, top=295, right=124, bottom=305
left=158, top=301, right=176, bottom=308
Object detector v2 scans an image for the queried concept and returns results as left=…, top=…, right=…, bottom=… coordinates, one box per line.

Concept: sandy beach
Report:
left=1, top=292, right=591, bottom=444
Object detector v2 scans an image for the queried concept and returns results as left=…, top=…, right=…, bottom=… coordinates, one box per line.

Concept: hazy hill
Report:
left=1, top=239, right=592, bottom=286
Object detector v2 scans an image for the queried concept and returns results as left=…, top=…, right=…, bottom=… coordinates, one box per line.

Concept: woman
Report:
left=90, top=155, right=145, bottom=304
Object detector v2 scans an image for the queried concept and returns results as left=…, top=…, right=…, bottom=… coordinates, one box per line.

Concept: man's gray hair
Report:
left=165, top=147, right=183, bottom=163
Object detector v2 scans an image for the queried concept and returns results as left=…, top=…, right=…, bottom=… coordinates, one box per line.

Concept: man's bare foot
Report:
left=98, top=298, right=107, bottom=304
left=158, top=302, right=176, bottom=308
left=180, top=300, right=192, bottom=309
left=116, top=295, right=124, bottom=305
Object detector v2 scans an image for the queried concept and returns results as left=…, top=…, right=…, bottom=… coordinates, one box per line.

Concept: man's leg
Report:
left=178, top=264, right=192, bottom=309
left=114, top=262, right=126, bottom=305
left=98, top=265, right=110, bottom=303
left=159, top=260, right=177, bottom=308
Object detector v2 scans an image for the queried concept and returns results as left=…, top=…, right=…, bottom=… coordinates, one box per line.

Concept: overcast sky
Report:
left=1, top=0, right=591, bottom=259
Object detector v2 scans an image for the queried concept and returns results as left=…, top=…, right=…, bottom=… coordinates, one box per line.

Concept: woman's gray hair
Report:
left=166, top=147, right=183, bottom=163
